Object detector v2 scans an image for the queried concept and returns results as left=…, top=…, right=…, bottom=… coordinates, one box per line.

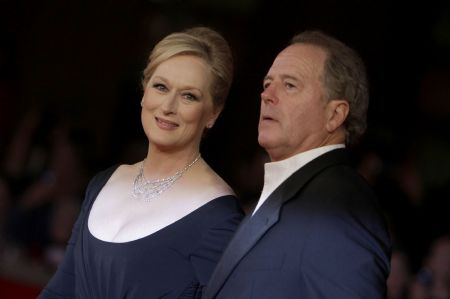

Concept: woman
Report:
left=38, top=26, right=243, bottom=298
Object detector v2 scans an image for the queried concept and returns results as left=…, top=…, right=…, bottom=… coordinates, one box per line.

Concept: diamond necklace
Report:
left=132, top=154, right=201, bottom=201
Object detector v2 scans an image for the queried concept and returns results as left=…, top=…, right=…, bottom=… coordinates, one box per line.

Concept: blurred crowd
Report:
left=356, top=145, right=450, bottom=299
left=0, top=107, right=91, bottom=287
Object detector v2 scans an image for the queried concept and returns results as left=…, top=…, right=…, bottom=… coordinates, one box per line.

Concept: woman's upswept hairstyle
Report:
left=142, top=27, right=234, bottom=111
left=291, top=30, right=369, bottom=145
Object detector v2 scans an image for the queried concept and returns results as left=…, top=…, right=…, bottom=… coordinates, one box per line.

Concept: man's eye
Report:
left=285, top=82, right=295, bottom=89
left=153, top=83, right=167, bottom=91
left=263, top=82, right=270, bottom=89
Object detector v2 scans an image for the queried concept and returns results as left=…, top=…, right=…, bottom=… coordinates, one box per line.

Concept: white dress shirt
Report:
left=252, top=144, right=345, bottom=215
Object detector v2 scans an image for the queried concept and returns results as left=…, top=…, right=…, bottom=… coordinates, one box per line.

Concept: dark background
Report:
left=1, top=0, right=449, bottom=296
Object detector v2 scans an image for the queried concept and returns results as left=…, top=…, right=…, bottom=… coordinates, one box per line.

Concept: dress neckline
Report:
left=87, top=195, right=235, bottom=245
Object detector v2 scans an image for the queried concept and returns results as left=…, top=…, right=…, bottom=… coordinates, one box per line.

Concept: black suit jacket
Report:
left=202, top=149, right=391, bottom=299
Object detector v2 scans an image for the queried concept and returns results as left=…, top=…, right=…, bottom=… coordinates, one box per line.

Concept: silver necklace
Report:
left=132, top=154, right=201, bottom=201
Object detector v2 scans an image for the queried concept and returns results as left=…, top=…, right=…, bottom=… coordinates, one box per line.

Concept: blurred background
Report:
left=1, top=0, right=449, bottom=298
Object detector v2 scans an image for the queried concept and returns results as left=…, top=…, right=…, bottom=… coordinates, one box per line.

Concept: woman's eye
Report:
left=183, top=93, right=198, bottom=101
left=153, top=83, right=167, bottom=92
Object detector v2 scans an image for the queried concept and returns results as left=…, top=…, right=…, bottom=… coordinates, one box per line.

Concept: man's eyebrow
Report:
left=280, top=74, right=299, bottom=81
left=263, top=74, right=299, bottom=82
left=263, top=75, right=272, bottom=82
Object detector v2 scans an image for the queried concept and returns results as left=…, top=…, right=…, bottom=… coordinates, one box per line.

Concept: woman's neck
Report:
left=143, top=147, right=201, bottom=179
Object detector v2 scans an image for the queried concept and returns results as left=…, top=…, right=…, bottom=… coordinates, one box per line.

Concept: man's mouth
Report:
left=261, top=115, right=275, bottom=121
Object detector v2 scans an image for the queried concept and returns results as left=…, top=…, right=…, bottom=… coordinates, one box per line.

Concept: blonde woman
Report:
left=38, top=27, right=243, bottom=299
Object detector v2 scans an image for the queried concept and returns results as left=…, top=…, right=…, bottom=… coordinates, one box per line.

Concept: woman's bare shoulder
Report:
left=192, top=162, right=235, bottom=197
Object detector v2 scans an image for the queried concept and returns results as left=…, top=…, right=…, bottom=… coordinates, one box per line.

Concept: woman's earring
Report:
left=206, top=123, right=213, bottom=129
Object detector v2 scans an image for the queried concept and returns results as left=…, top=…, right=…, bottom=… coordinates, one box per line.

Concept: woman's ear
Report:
left=206, top=115, right=218, bottom=129
left=325, top=100, right=349, bottom=132
left=206, top=106, right=223, bottom=129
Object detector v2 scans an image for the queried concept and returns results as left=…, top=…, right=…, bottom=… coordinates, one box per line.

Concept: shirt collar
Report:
left=252, top=144, right=345, bottom=215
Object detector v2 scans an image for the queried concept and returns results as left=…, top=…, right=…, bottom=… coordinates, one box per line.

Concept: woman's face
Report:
left=141, top=55, right=218, bottom=153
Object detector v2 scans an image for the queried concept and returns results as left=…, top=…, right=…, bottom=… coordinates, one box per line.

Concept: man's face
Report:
left=258, top=44, right=331, bottom=161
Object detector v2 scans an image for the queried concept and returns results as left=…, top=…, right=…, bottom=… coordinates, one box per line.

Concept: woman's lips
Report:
left=155, top=117, right=179, bottom=130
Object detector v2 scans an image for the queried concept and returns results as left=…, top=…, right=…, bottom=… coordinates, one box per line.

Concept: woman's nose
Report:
left=161, top=94, right=178, bottom=114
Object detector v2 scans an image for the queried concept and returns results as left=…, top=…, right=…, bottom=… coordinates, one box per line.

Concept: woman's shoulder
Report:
left=196, top=194, right=244, bottom=223
left=85, top=162, right=140, bottom=198
left=194, top=161, right=234, bottom=194
left=86, top=164, right=119, bottom=192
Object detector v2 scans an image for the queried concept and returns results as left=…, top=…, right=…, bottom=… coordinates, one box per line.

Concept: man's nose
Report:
left=261, top=85, right=278, bottom=105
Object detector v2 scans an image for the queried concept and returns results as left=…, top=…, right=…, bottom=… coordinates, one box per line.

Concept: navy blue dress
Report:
left=37, top=165, right=244, bottom=299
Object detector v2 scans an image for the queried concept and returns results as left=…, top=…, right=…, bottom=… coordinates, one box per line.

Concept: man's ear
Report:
left=325, top=100, right=349, bottom=133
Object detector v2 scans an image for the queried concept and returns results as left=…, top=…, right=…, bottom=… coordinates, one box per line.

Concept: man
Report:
left=202, top=30, right=391, bottom=299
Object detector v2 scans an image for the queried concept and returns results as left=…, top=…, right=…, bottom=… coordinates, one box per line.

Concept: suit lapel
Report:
left=202, top=149, right=350, bottom=299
